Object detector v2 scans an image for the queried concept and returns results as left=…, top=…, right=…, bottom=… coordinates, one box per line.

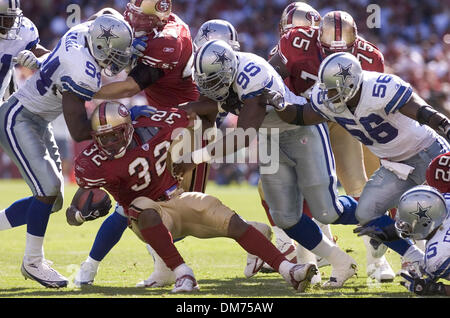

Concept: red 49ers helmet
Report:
left=279, top=2, right=321, bottom=35
left=318, top=11, right=358, bottom=56
left=124, top=0, right=172, bottom=35
left=91, top=101, right=134, bottom=159
left=426, top=152, right=450, bottom=194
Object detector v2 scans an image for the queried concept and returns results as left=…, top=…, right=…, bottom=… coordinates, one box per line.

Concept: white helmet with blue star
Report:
left=395, top=185, right=448, bottom=240
left=317, top=52, right=363, bottom=113
left=193, top=39, right=238, bottom=101
left=87, top=14, right=134, bottom=76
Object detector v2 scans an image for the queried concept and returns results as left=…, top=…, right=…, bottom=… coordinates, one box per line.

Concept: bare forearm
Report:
left=94, top=79, right=141, bottom=100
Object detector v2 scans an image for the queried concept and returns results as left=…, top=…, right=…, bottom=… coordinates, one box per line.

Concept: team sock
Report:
left=284, top=213, right=323, bottom=250
left=333, top=195, right=359, bottom=225
left=237, top=225, right=286, bottom=271
left=140, top=222, right=185, bottom=271
left=0, top=196, right=34, bottom=230
left=89, top=211, right=128, bottom=262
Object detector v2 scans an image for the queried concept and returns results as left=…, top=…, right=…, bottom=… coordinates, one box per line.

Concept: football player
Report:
left=73, top=0, right=213, bottom=288
left=269, top=52, right=450, bottom=270
left=363, top=153, right=450, bottom=296
left=265, top=3, right=329, bottom=276
left=68, top=101, right=318, bottom=293
left=397, top=185, right=450, bottom=296
left=193, top=17, right=305, bottom=277
left=174, top=40, right=359, bottom=288
left=0, top=0, right=51, bottom=101
left=268, top=10, right=395, bottom=282
left=0, top=14, right=133, bottom=288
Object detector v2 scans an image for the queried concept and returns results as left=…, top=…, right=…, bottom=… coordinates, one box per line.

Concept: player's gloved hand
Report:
left=261, top=88, right=287, bottom=111
left=129, top=105, right=157, bottom=121
left=132, top=36, right=148, bottom=57
left=353, top=223, right=399, bottom=242
left=220, top=88, right=243, bottom=114
left=441, top=122, right=450, bottom=141
left=66, top=191, right=112, bottom=226
left=80, top=191, right=112, bottom=221
left=16, top=50, right=41, bottom=70
left=400, top=271, right=447, bottom=296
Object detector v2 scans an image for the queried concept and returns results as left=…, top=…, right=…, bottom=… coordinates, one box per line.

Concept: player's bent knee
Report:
left=312, top=212, right=339, bottom=225
left=138, top=208, right=162, bottom=229
left=227, top=213, right=248, bottom=239
left=270, top=211, right=300, bottom=230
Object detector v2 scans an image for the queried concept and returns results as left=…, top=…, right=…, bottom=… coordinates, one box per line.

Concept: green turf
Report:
left=0, top=179, right=415, bottom=298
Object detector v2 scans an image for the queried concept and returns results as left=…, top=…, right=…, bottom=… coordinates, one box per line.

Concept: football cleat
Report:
left=322, top=249, right=358, bottom=288
left=74, top=261, right=98, bottom=287
left=171, top=264, right=199, bottom=293
left=244, top=222, right=272, bottom=278
left=136, top=269, right=176, bottom=288
left=367, top=256, right=395, bottom=283
left=21, top=259, right=68, bottom=288
left=136, top=243, right=176, bottom=287
left=284, top=263, right=318, bottom=292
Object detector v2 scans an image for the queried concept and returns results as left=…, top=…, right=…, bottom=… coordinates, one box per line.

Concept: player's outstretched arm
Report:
left=62, top=91, right=94, bottom=142
left=399, top=92, right=450, bottom=139
left=94, top=63, right=164, bottom=100
left=262, top=88, right=327, bottom=126
left=172, top=95, right=267, bottom=176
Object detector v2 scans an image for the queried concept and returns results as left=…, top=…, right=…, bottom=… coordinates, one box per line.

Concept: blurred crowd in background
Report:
left=1, top=0, right=449, bottom=186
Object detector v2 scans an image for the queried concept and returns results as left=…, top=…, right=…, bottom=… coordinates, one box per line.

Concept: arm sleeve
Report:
left=129, top=62, right=165, bottom=90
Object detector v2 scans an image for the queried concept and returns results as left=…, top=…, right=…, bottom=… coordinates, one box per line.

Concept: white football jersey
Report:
left=310, top=71, right=438, bottom=161
left=422, top=193, right=450, bottom=281
left=0, top=17, right=39, bottom=100
left=224, top=51, right=305, bottom=132
left=13, top=21, right=101, bottom=122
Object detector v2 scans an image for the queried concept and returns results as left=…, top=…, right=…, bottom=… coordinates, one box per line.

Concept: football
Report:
left=72, top=188, right=110, bottom=211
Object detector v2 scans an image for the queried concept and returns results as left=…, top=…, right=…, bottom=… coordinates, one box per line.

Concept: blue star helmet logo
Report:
left=212, top=49, right=231, bottom=66
left=97, top=25, right=119, bottom=46
left=334, top=63, right=353, bottom=82
left=200, top=25, right=214, bottom=40
left=410, top=202, right=433, bottom=225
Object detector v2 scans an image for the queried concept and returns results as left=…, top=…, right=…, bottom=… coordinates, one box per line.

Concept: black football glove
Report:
left=353, top=223, right=400, bottom=242
left=80, top=191, right=112, bottom=221
left=221, top=88, right=243, bottom=114
left=400, top=272, right=447, bottom=296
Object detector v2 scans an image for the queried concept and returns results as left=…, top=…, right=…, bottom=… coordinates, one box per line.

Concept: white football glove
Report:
left=261, top=88, right=287, bottom=111
left=16, top=50, right=41, bottom=70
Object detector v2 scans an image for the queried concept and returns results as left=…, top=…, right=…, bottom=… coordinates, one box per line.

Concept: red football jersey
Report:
left=140, top=13, right=199, bottom=108
left=74, top=109, right=190, bottom=210
left=278, top=26, right=384, bottom=97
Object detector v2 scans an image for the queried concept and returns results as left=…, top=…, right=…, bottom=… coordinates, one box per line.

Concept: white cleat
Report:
left=367, top=256, right=395, bottom=283
left=284, top=263, right=318, bottom=292
left=244, top=254, right=265, bottom=278
left=136, top=269, right=176, bottom=288
left=323, top=251, right=358, bottom=288
left=245, top=222, right=273, bottom=277
left=21, top=259, right=68, bottom=288
left=74, top=261, right=98, bottom=287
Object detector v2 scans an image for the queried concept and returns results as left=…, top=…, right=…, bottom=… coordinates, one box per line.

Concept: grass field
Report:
left=0, top=179, right=415, bottom=299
